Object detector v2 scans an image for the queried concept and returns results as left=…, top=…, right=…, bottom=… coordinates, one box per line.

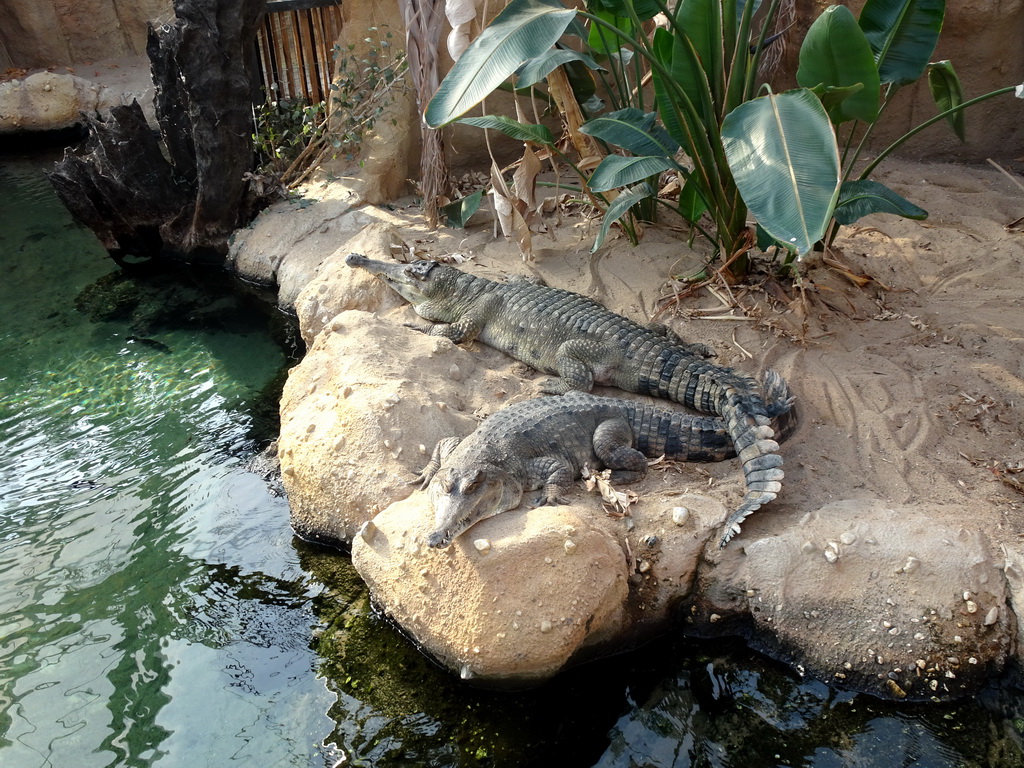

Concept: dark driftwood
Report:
left=49, top=0, right=268, bottom=265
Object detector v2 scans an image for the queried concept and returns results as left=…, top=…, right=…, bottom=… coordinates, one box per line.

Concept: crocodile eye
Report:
left=406, top=260, right=437, bottom=280
left=463, top=469, right=486, bottom=494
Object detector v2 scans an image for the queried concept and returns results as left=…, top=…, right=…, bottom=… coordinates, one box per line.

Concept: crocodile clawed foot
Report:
left=539, top=378, right=574, bottom=395
left=401, top=321, right=432, bottom=334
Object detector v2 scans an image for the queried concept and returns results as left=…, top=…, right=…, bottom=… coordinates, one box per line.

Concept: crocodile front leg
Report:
left=427, top=316, right=485, bottom=344
left=415, top=436, right=462, bottom=488
left=418, top=294, right=501, bottom=344
left=524, top=456, right=576, bottom=505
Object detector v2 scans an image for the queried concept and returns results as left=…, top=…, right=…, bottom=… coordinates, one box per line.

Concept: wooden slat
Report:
left=255, top=1, right=345, bottom=104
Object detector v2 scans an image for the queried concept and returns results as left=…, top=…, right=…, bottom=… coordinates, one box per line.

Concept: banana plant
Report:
left=760, top=0, right=1024, bottom=253
left=426, top=0, right=1022, bottom=275
left=426, top=0, right=799, bottom=274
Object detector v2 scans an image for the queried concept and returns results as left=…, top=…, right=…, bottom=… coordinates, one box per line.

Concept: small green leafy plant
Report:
left=251, top=26, right=408, bottom=189
left=252, top=90, right=326, bottom=175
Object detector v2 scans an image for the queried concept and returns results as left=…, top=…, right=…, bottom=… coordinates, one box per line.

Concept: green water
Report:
left=3, top=151, right=1024, bottom=768
left=0, top=155, right=336, bottom=766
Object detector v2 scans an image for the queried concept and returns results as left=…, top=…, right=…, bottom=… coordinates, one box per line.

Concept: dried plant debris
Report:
left=961, top=454, right=1024, bottom=496
left=582, top=465, right=639, bottom=515
left=390, top=240, right=475, bottom=265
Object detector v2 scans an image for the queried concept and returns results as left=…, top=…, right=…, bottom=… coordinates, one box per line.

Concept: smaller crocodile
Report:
left=419, top=371, right=795, bottom=548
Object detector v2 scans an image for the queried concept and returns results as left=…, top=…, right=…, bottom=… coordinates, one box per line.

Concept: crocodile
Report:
left=418, top=372, right=795, bottom=548
left=346, top=253, right=788, bottom=546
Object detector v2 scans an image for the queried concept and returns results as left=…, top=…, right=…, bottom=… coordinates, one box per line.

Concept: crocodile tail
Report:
left=761, top=368, right=797, bottom=444
left=717, top=369, right=794, bottom=547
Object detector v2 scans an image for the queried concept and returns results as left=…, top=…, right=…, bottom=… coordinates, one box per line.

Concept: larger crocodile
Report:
left=346, top=253, right=789, bottom=546
left=419, top=374, right=795, bottom=548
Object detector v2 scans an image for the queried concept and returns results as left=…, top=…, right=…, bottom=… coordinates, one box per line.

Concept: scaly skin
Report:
left=419, top=374, right=795, bottom=548
left=347, top=253, right=790, bottom=546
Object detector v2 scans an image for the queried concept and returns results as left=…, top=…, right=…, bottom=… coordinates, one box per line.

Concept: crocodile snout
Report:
left=345, top=252, right=369, bottom=267
left=427, top=530, right=451, bottom=549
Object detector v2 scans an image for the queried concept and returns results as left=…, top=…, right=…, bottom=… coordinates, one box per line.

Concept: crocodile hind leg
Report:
left=540, top=339, right=621, bottom=394
left=645, top=322, right=716, bottom=359
left=593, top=418, right=648, bottom=483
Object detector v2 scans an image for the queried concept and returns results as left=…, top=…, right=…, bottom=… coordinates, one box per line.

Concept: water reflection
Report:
left=0, top=156, right=333, bottom=767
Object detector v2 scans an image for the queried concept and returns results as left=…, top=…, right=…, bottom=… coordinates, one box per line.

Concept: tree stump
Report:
left=49, top=0, right=268, bottom=265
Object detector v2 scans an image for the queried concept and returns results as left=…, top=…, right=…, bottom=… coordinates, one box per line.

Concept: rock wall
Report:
left=781, top=0, right=1024, bottom=162
left=0, top=0, right=172, bottom=69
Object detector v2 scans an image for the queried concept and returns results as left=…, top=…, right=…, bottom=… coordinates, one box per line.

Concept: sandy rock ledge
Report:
left=267, top=221, right=1019, bottom=698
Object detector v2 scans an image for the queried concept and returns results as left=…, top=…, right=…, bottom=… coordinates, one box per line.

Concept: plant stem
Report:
left=859, top=84, right=1019, bottom=179
left=844, top=83, right=897, bottom=184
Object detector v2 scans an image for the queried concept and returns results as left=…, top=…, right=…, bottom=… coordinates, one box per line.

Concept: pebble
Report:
left=671, top=506, right=690, bottom=525
left=564, top=540, right=577, bottom=555
left=966, top=600, right=978, bottom=614
left=984, top=607, right=999, bottom=626
left=474, top=539, right=491, bottom=554
left=902, top=556, right=920, bottom=573
left=358, top=520, right=377, bottom=543
left=824, top=549, right=838, bottom=564
left=540, top=620, right=552, bottom=633
left=840, top=531, right=857, bottom=545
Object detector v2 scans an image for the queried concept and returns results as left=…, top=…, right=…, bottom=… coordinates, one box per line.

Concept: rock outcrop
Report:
left=0, top=70, right=154, bottom=134
left=267, top=220, right=1019, bottom=698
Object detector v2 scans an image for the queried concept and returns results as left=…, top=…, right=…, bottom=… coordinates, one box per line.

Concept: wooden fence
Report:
left=256, top=0, right=345, bottom=104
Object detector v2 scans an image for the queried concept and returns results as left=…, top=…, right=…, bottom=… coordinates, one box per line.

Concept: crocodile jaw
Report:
left=426, top=466, right=523, bottom=548
left=345, top=252, right=445, bottom=306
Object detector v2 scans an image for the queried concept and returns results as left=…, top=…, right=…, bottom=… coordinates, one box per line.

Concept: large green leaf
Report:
left=457, top=115, right=557, bottom=145
left=797, top=5, right=880, bottom=124
left=650, top=27, right=688, bottom=148
left=592, top=183, right=655, bottom=252
left=672, top=0, right=724, bottom=116
left=722, top=88, right=841, bottom=256
left=588, top=155, right=676, bottom=192
left=587, top=0, right=662, bottom=21
left=833, top=179, right=927, bottom=225
left=516, top=47, right=603, bottom=89
left=442, top=189, right=485, bottom=228
left=678, top=178, right=709, bottom=223
left=425, top=0, right=576, bottom=128
left=579, top=108, right=680, bottom=156
left=927, top=60, right=965, bottom=142
left=859, top=0, right=945, bottom=86
left=587, top=7, right=633, bottom=54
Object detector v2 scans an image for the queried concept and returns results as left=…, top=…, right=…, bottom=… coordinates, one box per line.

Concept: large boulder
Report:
left=691, top=500, right=1016, bottom=700
left=0, top=71, right=152, bottom=133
